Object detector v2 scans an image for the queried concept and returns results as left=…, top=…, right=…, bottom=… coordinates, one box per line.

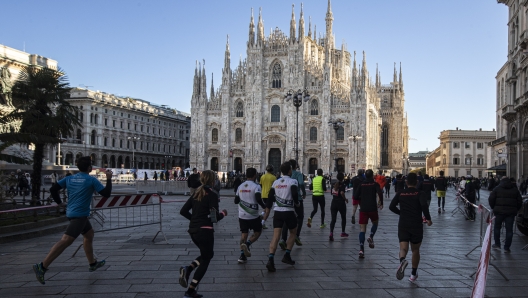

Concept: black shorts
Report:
left=65, top=217, right=93, bottom=238
left=398, top=226, right=423, bottom=244
left=273, top=211, right=297, bottom=230
left=239, top=217, right=262, bottom=233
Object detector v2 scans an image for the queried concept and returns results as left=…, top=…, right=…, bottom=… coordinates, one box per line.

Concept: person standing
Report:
left=489, top=176, right=523, bottom=253
left=350, top=169, right=365, bottom=224
left=434, top=171, right=448, bottom=213
left=464, top=175, right=476, bottom=221
left=233, top=175, right=243, bottom=194
left=144, top=172, right=148, bottom=181
left=260, top=165, right=277, bottom=230
left=154, top=171, right=158, bottom=182
left=262, top=162, right=299, bottom=272
left=307, top=169, right=327, bottom=229
left=389, top=173, right=432, bottom=283
left=474, top=177, right=482, bottom=200
left=329, top=172, right=348, bottom=241
left=353, top=169, right=383, bottom=258
left=384, top=176, right=391, bottom=199
left=235, top=168, right=266, bottom=264
left=32, top=157, right=111, bottom=284
left=187, top=168, right=201, bottom=196
left=279, top=160, right=305, bottom=248
left=179, top=170, right=228, bottom=298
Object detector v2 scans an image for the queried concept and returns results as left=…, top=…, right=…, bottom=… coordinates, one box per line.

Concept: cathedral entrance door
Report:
left=337, top=158, right=345, bottom=173
left=211, top=157, right=219, bottom=172
left=309, top=158, right=318, bottom=175
left=234, top=157, right=243, bottom=173
left=268, top=149, right=281, bottom=175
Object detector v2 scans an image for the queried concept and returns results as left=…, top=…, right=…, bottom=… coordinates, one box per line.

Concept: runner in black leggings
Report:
left=329, top=173, right=348, bottom=241
left=307, top=169, right=327, bottom=228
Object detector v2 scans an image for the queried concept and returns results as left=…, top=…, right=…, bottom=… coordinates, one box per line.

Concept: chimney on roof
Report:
left=456, top=127, right=458, bottom=130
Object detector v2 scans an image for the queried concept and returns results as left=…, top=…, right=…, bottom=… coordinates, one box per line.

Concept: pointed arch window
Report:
left=236, top=102, right=244, bottom=117
left=212, top=128, right=218, bottom=143
left=272, top=63, right=282, bottom=88
left=310, top=99, right=318, bottom=115
left=235, top=128, right=242, bottom=142
left=337, top=127, right=344, bottom=141
left=310, top=127, right=317, bottom=142
left=271, top=105, right=280, bottom=122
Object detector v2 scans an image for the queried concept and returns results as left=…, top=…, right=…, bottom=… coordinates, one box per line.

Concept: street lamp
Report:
left=128, top=136, right=140, bottom=169
left=284, top=88, right=310, bottom=167
left=328, top=119, right=345, bottom=173
left=348, top=135, right=362, bottom=173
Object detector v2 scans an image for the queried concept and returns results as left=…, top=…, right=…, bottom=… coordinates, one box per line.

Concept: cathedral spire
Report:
left=375, top=63, right=379, bottom=87
left=248, top=8, right=255, bottom=46
left=352, top=51, right=358, bottom=88
left=201, top=59, right=207, bottom=102
left=290, top=4, right=296, bottom=44
left=325, top=0, right=334, bottom=49
left=257, top=7, right=264, bottom=45
left=192, top=60, right=199, bottom=98
left=314, top=25, right=317, bottom=43
left=224, top=35, right=230, bottom=71
left=399, top=62, right=403, bottom=87
left=299, top=3, right=305, bottom=41
left=393, top=62, right=397, bottom=83
left=210, top=73, right=214, bottom=100
left=308, top=16, right=312, bottom=38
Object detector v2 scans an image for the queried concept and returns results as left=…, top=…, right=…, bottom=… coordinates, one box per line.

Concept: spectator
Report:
left=187, top=168, right=201, bottom=196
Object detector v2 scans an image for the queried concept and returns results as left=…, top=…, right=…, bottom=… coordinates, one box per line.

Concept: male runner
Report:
left=235, top=168, right=266, bottom=263
left=279, top=160, right=305, bottom=248
left=417, top=174, right=435, bottom=223
left=350, top=169, right=365, bottom=224
left=32, top=157, right=111, bottom=284
left=395, top=174, right=405, bottom=193
left=384, top=176, right=391, bottom=198
left=262, top=162, right=299, bottom=272
left=353, top=169, right=383, bottom=258
left=434, top=171, right=448, bottom=213
left=307, top=169, right=327, bottom=228
left=389, top=173, right=432, bottom=283
left=260, top=165, right=277, bottom=229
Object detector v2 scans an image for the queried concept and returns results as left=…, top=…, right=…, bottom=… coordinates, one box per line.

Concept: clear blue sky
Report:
left=1, top=0, right=507, bottom=153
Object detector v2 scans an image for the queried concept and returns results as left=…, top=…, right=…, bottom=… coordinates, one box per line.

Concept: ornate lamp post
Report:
left=128, top=136, right=140, bottom=169
left=348, top=135, right=362, bottom=173
left=285, top=89, right=310, bottom=167
left=328, top=119, right=345, bottom=173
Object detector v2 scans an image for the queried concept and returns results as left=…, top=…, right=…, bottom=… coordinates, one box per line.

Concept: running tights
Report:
left=330, top=199, right=347, bottom=233
left=189, top=229, right=215, bottom=286
left=438, top=197, right=445, bottom=209
left=310, top=195, right=326, bottom=224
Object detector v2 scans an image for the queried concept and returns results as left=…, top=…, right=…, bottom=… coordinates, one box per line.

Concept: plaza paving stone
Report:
left=1, top=188, right=527, bottom=297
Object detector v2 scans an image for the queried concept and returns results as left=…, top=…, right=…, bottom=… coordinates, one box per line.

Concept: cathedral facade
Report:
left=190, top=1, right=409, bottom=175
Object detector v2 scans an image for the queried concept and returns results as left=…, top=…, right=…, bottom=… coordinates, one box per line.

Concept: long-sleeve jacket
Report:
left=488, top=179, right=523, bottom=216
left=389, top=187, right=431, bottom=227
left=418, top=179, right=435, bottom=201
left=180, top=185, right=225, bottom=233
left=434, top=176, right=448, bottom=191
left=354, top=178, right=383, bottom=212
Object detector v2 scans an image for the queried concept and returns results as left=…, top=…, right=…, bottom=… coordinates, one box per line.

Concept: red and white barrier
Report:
left=471, top=216, right=493, bottom=298
left=93, top=194, right=154, bottom=208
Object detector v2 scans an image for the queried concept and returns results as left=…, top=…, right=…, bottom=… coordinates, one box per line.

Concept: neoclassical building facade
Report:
left=190, top=1, right=408, bottom=174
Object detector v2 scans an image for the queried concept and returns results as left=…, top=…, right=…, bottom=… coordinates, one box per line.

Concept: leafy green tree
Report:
left=0, top=66, right=80, bottom=204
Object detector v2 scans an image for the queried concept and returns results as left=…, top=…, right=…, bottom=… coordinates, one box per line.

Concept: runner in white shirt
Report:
left=234, top=168, right=266, bottom=264
left=262, top=162, right=299, bottom=272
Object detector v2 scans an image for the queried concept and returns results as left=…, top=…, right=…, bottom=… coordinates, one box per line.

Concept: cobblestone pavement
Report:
left=1, top=188, right=527, bottom=297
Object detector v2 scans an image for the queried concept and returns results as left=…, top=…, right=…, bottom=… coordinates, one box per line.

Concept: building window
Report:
left=454, top=170, right=459, bottom=178
left=236, top=102, right=244, bottom=117
left=104, top=119, right=108, bottom=126
left=310, top=99, right=318, bottom=115
left=134, top=124, right=137, bottom=131
left=140, top=142, right=143, bottom=150
left=271, top=105, right=280, bottom=122
left=112, top=120, right=116, bottom=127
left=453, top=157, right=460, bottom=165
left=128, top=123, right=131, bottom=130
left=478, top=170, right=482, bottom=178
left=235, top=128, right=242, bottom=142
left=465, top=142, right=470, bottom=149
left=112, top=139, right=115, bottom=147
left=465, top=157, right=472, bottom=165
left=310, top=127, right=317, bottom=142
left=90, top=130, right=96, bottom=145
left=141, top=125, right=144, bottom=132
left=467, top=170, right=471, bottom=176
left=127, top=140, right=130, bottom=149
left=119, top=139, right=123, bottom=148
left=147, top=127, right=150, bottom=133
left=453, top=142, right=459, bottom=148
left=104, top=137, right=107, bottom=146
left=120, top=121, right=123, bottom=129
left=271, top=63, right=282, bottom=88
left=477, top=157, right=484, bottom=165
left=76, top=129, right=82, bottom=140
left=337, top=127, right=344, bottom=140
left=212, top=128, right=218, bottom=143
left=477, top=142, right=483, bottom=149
left=442, top=156, right=446, bottom=165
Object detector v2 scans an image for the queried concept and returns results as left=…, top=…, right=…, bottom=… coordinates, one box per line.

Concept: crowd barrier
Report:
left=135, top=180, right=190, bottom=195
left=72, top=193, right=168, bottom=257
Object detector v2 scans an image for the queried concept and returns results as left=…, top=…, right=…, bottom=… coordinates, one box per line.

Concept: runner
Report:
left=389, top=173, right=432, bottom=283
left=259, top=165, right=277, bottom=229
left=395, top=174, right=405, bottom=193
left=235, top=168, right=266, bottom=264
left=353, top=169, right=383, bottom=258
left=279, top=160, right=305, bottom=248
left=434, top=171, right=448, bottom=213
left=307, top=169, right=327, bottom=229
left=262, top=162, right=299, bottom=272
left=384, top=176, right=391, bottom=199
left=32, top=157, right=111, bottom=285
left=329, top=172, right=348, bottom=241
left=417, top=174, right=435, bottom=223
left=350, top=169, right=365, bottom=224
left=179, top=170, right=228, bottom=298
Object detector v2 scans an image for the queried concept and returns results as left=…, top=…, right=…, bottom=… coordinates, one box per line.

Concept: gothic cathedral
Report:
left=190, top=1, right=409, bottom=175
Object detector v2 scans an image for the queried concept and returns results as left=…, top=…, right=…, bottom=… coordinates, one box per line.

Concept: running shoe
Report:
left=184, top=290, right=203, bottom=298
left=32, top=263, right=46, bottom=285
left=340, top=232, right=349, bottom=238
left=262, top=224, right=268, bottom=229
left=241, top=243, right=251, bottom=257
left=329, top=233, right=334, bottom=241
left=295, top=237, right=303, bottom=246
left=409, top=274, right=418, bottom=283
left=320, top=223, right=326, bottom=228
left=351, top=216, right=356, bottom=224
left=281, top=254, right=296, bottom=265
left=89, top=260, right=106, bottom=272
left=442, top=208, right=445, bottom=212
left=278, top=239, right=287, bottom=250
left=438, top=207, right=441, bottom=214
left=359, top=250, right=365, bottom=259
left=238, top=254, right=247, bottom=264
left=307, top=217, right=312, bottom=228
left=492, top=244, right=501, bottom=250
left=367, top=237, right=375, bottom=249
left=266, top=258, right=276, bottom=272
left=179, top=266, right=190, bottom=288
left=504, top=248, right=511, bottom=253
left=396, top=259, right=408, bottom=280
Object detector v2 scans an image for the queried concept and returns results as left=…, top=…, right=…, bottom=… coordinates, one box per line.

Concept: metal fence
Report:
left=135, top=180, right=190, bottom=195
